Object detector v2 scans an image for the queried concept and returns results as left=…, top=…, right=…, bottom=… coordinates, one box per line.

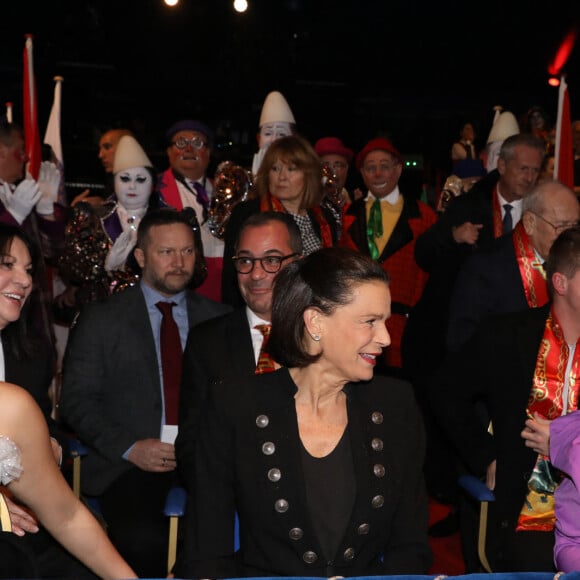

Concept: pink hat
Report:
left=314, top=137, right=354, bottom=163
left=356, top=137, right=402, bottom=170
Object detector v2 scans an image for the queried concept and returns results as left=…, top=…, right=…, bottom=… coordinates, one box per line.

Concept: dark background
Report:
left=2, top=0, right=579, bottom=196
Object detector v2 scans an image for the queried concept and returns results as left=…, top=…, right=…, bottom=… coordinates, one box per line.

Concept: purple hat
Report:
left=165, top=120, right=214, bottom=145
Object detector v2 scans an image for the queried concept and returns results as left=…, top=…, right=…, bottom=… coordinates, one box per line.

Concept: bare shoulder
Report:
left=0, top=382, right=40, bottom=425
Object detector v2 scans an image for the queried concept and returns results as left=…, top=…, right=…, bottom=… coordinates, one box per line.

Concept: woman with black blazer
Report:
left=175, top=247, right=432, bottom=578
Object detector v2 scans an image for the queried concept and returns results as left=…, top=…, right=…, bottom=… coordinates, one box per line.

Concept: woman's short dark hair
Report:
left=0, top=225, right=40, bottom=359
left=268, top=247, right=389, bottom=368
left=254, top=134, right=323, bottom=210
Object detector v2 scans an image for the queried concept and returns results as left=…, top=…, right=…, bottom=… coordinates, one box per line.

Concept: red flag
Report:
left=554, top=76, right=574, bottom=189
left=23, top=34, right=41, bottom=180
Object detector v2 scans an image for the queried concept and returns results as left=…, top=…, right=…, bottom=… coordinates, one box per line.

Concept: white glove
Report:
left=0, top=179, right=41, bottom=224
left=36, top=161, right=60, bottom=215
left=105, top=228, right=138, bottom=272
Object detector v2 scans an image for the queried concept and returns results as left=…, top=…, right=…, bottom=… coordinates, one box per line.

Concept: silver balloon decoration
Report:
left=208, top=161, right=254, bottom=239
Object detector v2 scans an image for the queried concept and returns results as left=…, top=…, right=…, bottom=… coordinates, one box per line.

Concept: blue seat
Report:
left=458, top=474, right=496, bottom=573
left=163, top=485, right=240, bottom=572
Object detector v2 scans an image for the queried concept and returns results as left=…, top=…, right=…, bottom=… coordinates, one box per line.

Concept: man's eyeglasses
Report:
left=529, top=211, right=579, bottom=235
left=232, top=253, right=299, bottom=274
left=171, top=137, right=207, bottom=150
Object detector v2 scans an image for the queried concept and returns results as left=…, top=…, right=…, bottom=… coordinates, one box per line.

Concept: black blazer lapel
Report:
left=227, top=309, right=256, bottom=374
left=378, top=197, right=418, bottom=262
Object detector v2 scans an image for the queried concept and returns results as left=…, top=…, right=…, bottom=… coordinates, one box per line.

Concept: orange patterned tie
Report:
left=255, top=324, right=277, bottom=374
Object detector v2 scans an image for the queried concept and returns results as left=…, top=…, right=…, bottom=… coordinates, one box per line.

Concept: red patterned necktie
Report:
left=255, top=324, right=277, bottom=374
left=156, top=301, right=182, bottom=424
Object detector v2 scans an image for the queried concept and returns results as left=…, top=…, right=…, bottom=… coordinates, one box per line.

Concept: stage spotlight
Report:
left=548, top=76, right=560, bottom=87
left=234, top=0, right=248, bottom=13
left=164, top=0, right=179, bottom=6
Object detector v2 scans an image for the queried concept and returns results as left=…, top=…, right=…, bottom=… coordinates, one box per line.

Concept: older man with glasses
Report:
left=157, top=119, right=224, bottom=302
left=447, top=179, right=580, bottom=353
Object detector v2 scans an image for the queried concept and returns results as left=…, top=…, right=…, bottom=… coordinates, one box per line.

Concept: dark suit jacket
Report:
left=60, top=284, right=231, bottom=495
left=175, top=307, right=255, bottom=480
left=446, top=232, right=530, bottom=352
left=414, top=170, right=499, bottom=273
left=431, top=305, right=553, bottom=570
left=345, top=195, right=430, bottom=264
left=174, top=368, right=432, bottom=578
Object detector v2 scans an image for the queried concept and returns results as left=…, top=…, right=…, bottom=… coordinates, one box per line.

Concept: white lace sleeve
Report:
left=0, top=435, right=23, bottom=484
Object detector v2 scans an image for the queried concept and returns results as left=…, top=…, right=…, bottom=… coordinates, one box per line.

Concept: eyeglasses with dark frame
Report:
left=171, top=137, right=207, bottom=150
left=529, top=210, right=580, bottom=235
left=232, top=253, right=299, bottom=274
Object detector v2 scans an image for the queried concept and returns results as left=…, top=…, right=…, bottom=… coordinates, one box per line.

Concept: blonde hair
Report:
left=255, top=134, right=323, bottom=210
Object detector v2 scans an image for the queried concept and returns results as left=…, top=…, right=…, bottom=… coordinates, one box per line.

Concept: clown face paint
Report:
left=114, top=167, right=153, bottom=210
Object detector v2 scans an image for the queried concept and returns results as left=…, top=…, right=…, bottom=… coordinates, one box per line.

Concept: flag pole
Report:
left=554, top=75, right=574, bottom=188
left=23, top=33, right=41, bottom=179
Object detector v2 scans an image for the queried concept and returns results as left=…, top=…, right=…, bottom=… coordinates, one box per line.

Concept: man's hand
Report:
left=486, top=460, right=497, bottom=491
left=50, top=437, right=63, bottom=467
left=2, top=493, right=39, bottom=536
left=0, top=179, right=41, bottom=224
left=127, top=439, right=176, bottom=472
left=36, top=161, right=60, bottom=216
left=452, top=222, right=483, bottom=245
left=521, top=412, right=551, bottom=456
left=71, top=189, right=105, bottom=208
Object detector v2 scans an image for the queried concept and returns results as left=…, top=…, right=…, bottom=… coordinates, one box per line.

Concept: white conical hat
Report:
left=259, top=91, right=296, bottom=127
left=487, top=111, right=520, bottom=144
left=113, top=135, right=153, bottom=173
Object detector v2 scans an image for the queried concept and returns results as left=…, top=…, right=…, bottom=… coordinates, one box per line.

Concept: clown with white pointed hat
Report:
left=252, top=91, right=296, bottom=176
left=485, top=106, right=520, bottom=172
left=59, top=134, right=159, bottom=305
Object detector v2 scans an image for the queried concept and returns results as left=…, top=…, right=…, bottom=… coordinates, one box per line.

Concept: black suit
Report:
left=174, top=368, right=432, bottom=578
left=431, top=305, right=557, bottom=571
left=446, top=232, right=530, bottom=352
left=414, top=170, right=500, bottom=273
left=176, top=307, right=256, bottom=480
left=60, top=283, right=230, bottom=577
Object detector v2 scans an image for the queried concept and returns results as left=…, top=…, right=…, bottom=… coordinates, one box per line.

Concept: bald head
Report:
left=522, top=180, right=580, bottom=260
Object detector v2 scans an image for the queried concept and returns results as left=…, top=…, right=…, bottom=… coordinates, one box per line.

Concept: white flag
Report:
left=43, top=76, right=66, bottom=205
